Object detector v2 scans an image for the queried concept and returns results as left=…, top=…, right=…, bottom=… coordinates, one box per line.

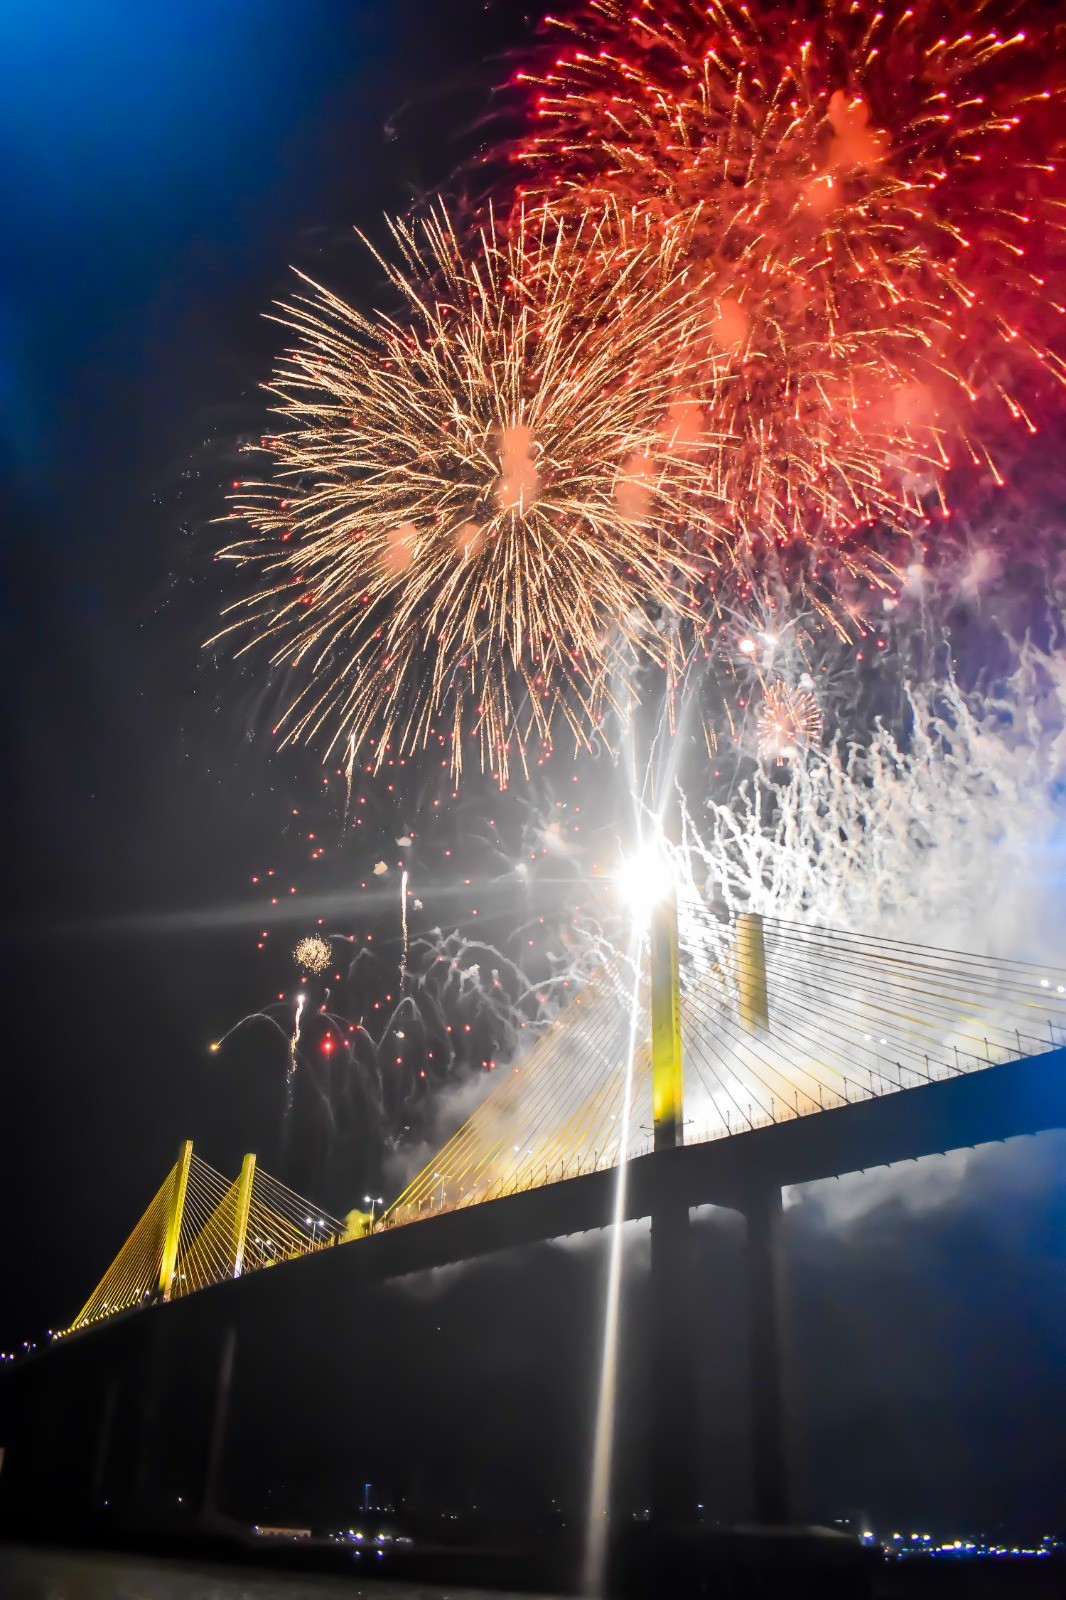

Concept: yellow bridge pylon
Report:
left=62, top=1147, right=346, bottom=1337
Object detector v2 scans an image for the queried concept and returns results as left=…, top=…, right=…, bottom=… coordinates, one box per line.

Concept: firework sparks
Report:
left=214, top=206, right=718, bottom=784
left=294, top=934, right=332, bottom=974
left=685, top=639, right=1066, bottom=955
left=756, top=681, right=824, bottom=762
left=515, top=0, right=1066, bottom=555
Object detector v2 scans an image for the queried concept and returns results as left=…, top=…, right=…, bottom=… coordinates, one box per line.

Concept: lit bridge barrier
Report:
left=56, top=906, right=1066, bottom=1335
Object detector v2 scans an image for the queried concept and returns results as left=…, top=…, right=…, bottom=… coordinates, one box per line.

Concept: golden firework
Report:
left=214, top=207, right=717, bottom=781
left=757, top=681, right=823, bottom=762
left=294, top=935, right=331, bottom=975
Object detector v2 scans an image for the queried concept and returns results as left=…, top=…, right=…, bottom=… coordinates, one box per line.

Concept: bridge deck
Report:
left=242, top=1043, right=1066, bottom=1296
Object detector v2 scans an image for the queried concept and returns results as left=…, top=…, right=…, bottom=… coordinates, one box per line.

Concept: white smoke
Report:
left=682, top=638, right=1066, bottom=963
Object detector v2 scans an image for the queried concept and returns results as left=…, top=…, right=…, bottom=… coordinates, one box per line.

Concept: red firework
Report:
left=513, top=0, right=1066, bottom=559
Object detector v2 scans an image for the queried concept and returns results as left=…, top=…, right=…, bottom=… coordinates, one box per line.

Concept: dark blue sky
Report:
left=0, top=0, right=528, bottom=1329
left=1, top=0, right=523, bottom=910
left=4, top=4, right=373, bottom=499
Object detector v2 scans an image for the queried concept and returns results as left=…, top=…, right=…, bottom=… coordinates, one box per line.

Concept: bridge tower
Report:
left=735, top=912, right=791, bottom=1525
left=650, top=884, right=683, bottom=1151
left=157, top=1139, right=193, bottom=1302
left=648, top=905, right=791, bottom=1527
left=648, top=884, right=697, bottom=1525
left=203, top=1153, right=256, bottom=1521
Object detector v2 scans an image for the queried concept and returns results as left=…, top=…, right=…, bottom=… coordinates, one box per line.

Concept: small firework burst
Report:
left=757, top=682, right=823, bottom=762
left=294, top=934, right=332, bottom=975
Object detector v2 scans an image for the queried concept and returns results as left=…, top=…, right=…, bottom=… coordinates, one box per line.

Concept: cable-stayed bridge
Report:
left=7, top=903, right=1066, bottom=1530
left=63, top=1147, right=346, bottom=1336
left=59, top=905, right=1066, bottom=1323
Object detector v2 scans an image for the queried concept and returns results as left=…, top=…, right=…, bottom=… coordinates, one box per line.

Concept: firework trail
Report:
left=288, top=990, right=306, bottom=1093
left=680, top=638, right=1066, bottom=957
left=214, top=205, right=721, bottom=784
left=399, top=868, right=410, bottom=983
left=514, top=0, right=1066, bottom=560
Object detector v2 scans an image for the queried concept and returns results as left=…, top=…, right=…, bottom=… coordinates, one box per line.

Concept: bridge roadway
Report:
left=233, top=1043, right=1066, bottom=1302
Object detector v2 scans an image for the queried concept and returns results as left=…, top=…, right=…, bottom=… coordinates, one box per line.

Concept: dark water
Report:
left=0, top=1546, right=521, bottom=1600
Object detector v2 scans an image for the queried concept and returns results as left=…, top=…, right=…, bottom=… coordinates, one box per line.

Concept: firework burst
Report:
left=515, top=0, right=1066, bottom=556
left=294, top=934, right=332, bottom=975
left=756, top=680, right=824, bottom=762
left=214, top=207, right=719, bottom=783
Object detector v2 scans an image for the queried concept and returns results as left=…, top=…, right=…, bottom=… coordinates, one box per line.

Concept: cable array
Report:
left=385, top=909, right=1066, bottom=1225
left=389, top=960, right=649, bottom=1220
left=63, top=1152, right=344, bottom=1335
left=236, top=1165, right=345, bottom=1276
left=65, top=1162, right=181, bottom=1333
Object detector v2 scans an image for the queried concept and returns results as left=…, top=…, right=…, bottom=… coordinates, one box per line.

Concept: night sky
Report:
left=2, top=0, right=1064, bottom=1537
left=2, top=0, right=534, bottom=1321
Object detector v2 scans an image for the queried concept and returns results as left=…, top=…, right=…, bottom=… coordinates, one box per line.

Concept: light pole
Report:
left=364, top=1194, right=384, bottom=1227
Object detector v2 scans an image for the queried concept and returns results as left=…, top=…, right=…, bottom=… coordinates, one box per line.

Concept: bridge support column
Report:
left=91, top=1376, right=119, bottom=1508
left=743, top=1182, right=790, bottom=1524
left=648, top=885, right=697, bottom=1523
left=649, top=1196, right=697, bottom=1524
left=133, top=1315, right=170, bottom=1508
left=202, top=1325, right=237, bottom=1522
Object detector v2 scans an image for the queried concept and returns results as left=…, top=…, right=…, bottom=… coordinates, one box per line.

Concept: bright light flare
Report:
left=613, top=842, right=674, bottom=920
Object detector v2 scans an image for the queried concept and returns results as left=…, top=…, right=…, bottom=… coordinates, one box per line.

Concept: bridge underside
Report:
left=211, top=1042, right=1066, bottom=1528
